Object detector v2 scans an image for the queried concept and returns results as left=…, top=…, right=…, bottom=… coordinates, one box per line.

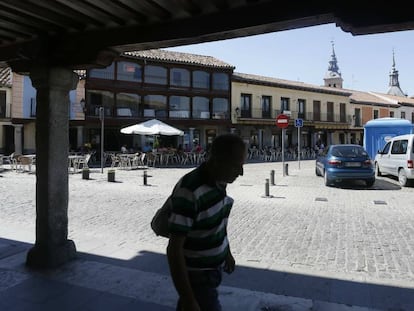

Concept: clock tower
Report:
left=324, top=41, right=343, bottom=88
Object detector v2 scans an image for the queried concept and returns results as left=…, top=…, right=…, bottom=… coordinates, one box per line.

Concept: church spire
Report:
left=387, top=49, right=406, bottom=96
left=324, top=41, right=343, bottom=88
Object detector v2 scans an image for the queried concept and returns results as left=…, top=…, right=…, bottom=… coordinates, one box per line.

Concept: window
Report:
left=89, top=63, right=115, bottom=80
left=327, top=102, right=334, bottom=121
left=170, top=68, right=190, bottom=88
left=340, top=103, right=346, bottom=122
left=117, top=61, right=142, bottom=82
left=390, top=111, right=395, bottom=117
left=373, top=110, right=379, bottom=119
left=86, top=90, right=114, bottom=116
left=212, top=73, right=229, bottom=90
left=193, top=96, right=210, bottom=119
left=281, top=97, right=290, bottom=112
left=212, top=98, right=229, bottom=119
left=354, top=108, right=361, bottom=126
left=381, top=141, right=391, bottom=154
left=240, top=94, right=251, bottom=118
left=144, top=65, right=167, bottom=85
left=169, top=96, right=190, bottom=118
left=313, top=100, right=321, bottom=121
left=401, top=111, right=406, bottom=119
left=262, top=96, right=271, bottom=118
left=116, top=93, right=140, bottom=117
left=411, top=112, right=414, bottom=123
left=143, top=94, right=167, bottom=117
left=298, top=99, right=306, bottom=119
left=391, top=140, right=408, bottom=154
left=192, top=70, right=210, bottom=89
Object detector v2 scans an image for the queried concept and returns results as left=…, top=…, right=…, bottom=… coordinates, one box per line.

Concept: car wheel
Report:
left=375, top=162, right=382, bottom=177
left=315, top=166, right=321, bottom=176
left=324, top=170, right=331, bottom=186
left=398, top=169, right=408, bottom=187
left=365, top=179, right=375, bottom=187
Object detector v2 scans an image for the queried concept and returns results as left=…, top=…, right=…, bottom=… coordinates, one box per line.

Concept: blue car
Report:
left=315, top=144, right=375, bottom=187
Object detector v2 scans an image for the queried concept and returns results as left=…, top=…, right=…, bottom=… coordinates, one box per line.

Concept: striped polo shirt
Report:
left=168, top=163, right=234, bottom=269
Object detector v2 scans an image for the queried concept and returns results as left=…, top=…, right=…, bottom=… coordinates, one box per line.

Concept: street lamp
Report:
left=99, top=107, right=104, bottom=174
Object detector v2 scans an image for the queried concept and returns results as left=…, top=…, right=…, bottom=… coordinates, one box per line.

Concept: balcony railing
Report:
left=236, top=108, right=352, bottom=124
left=85, top=105, right=230, bottom=120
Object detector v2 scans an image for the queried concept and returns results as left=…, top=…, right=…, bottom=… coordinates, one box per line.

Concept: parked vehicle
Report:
left=315, top=144, right=375, bottom=187
left=374, top=134, right=414, bottom=186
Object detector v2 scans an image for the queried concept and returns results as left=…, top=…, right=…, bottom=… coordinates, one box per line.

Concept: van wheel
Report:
left=398, top=169, right=408, bottom=187
left=375, top=163, right=382, bottom=176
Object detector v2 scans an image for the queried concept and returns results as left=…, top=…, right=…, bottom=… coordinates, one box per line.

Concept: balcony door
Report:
left=240, top=94, right=251, bottom=118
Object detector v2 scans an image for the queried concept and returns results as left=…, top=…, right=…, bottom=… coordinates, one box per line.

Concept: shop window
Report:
left=117, top=61, right=142, bottom=82
left=144, top=65, right=167, bottom=85
left=212, top=98, right=229, bottom=119
left=169, top=96, right=190, bottom=118
left=144, top=94, right=167, bottom=118
left=170, top=68, right=190, bottom=87
left=89, top=63, right=115, bottom=80
left=192, top=70, right=210, bottom=89
left=116, top=93, right=140, bottom=117
left=86, top=90, right=114, bottom=117
left=193, top=96, right=210, bottom=119
left=212, top=73, right=229, bottom=90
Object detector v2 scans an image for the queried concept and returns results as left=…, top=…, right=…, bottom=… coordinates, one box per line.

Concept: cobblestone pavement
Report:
left=1, top=160, right=414, bottom=310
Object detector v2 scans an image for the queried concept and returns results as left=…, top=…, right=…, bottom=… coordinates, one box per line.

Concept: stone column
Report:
left=26, top=66, right=78, bottom=268
left=189, top=127, right=195, bottom=150
left=13, top=124, right=23, bottom=154
left=76, top=126, right=84, bottom=148
left=258, top=129, right=263, bottom=149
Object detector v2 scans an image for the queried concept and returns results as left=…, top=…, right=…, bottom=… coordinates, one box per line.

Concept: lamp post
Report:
left=99, top=107, right=104, bottom=174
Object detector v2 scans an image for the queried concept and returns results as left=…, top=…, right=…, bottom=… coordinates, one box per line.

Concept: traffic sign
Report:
left=295, top=118, right=303, bottom=127
left=276, top=114, right=289, bottom=129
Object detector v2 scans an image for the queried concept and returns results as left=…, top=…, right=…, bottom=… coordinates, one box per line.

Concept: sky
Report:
left=166, top=23, right=414, bottom=96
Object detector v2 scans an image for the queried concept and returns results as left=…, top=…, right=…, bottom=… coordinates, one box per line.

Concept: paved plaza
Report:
left=1, top=160, right=414, bottom=310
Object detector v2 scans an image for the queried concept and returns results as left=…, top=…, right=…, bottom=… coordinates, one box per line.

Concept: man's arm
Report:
left=167, top=234, right=200, bottom=311
left=223, top=247, right=235, bottom=274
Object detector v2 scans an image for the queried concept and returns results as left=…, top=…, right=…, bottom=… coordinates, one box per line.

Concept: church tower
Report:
left=387, top=50, right=406, bottom=96
left=324, top=41, right=343, bottom=88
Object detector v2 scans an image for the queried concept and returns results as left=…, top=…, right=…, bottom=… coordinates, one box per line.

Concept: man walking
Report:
left=167, top=134, right=246, bottom=311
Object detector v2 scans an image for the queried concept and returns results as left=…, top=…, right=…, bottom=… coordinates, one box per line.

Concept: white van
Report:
left=374, top=134, right=414, bottom=186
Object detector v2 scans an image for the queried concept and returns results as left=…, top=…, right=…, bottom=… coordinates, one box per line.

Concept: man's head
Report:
left=207, top=134, right=246, bottom=183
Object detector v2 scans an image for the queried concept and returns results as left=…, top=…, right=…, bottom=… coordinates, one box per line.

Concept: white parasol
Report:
left=120, top=118, right=184, bottom=136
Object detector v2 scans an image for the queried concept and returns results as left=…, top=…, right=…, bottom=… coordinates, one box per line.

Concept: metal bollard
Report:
left=270, top=170, right=275, bottom=185
left=143, top=170, right=148, bottom=185
left=284, top=163, right=289, bottom=176
left=265, top=178, right=270, bottom=197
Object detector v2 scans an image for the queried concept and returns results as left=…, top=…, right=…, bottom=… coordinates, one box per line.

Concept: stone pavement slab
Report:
left=1, top=160, right=414, bottom=310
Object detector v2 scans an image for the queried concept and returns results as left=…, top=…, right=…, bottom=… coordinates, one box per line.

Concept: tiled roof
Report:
left=349, top=90, right=414, bottom=107
left=123, top=49, right=235, bottom=69
left=371, top=92, right=414, bottom=106
left=348, top=90, right=396, bottom=106
left=233, top=72, right=352, bottom=96
left=0, top=66, right=12, bottom=87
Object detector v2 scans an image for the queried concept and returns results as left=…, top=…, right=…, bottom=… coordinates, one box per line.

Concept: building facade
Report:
left=2, top=47, right=414, bottom=158
left=81, top=49, right=235, bottom=154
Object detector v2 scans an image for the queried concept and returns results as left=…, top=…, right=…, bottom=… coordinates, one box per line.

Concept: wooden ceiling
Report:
left=1, top=0, right=413, bottom=73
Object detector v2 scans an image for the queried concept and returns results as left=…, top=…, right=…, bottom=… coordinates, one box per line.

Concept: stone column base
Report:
left=26, top=240, right=77, bottom=269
